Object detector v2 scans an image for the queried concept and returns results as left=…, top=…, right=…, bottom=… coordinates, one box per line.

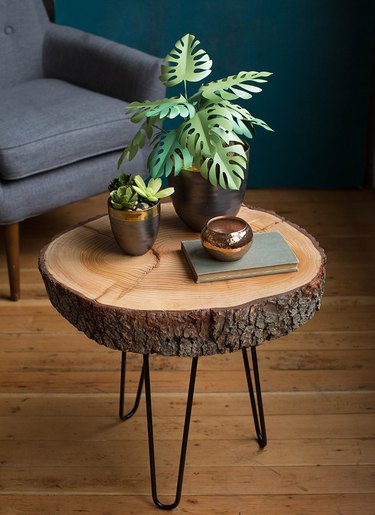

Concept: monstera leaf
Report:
left=148, top=132, right=193, bottom=178
left=127, top=96, right=195, bottom=122
left=209, top=126, right=243, bottom=145
left=200, top=71, right=272, bottom=102
left=219, top=102, right=253, bottom=121
left=213, top=102, right=273, bottom=138
left=200, top=135, right=247, bottom=190
left=178, top=105, right=234, bottom=161
left=160, top=34, right=213, bottom=87
left=117, top=117, right=155, bottom=168
left=215, top=102, right=255, bottom=138
left=248, top=116, right=274, bottom=132
left=230, top=118, right=254, bottom=138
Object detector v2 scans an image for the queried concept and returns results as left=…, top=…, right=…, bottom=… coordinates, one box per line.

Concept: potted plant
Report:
left=118, top=33, right=272, bottom=230
left=108, top=173, right=174, bottom=255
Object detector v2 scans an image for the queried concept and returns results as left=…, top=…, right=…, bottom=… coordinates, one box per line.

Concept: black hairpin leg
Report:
left=119, top=351, right=144, bottom=421
left=144, top=353, right=198, bottom=510
left=242, top=346, right=267, bottom=448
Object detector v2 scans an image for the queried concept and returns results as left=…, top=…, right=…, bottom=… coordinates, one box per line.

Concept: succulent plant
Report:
left=109, top=184, right=139, bottom=210
left=132, top=176, right=174, bottom=203
left=108, top=172, right=134, bottom=192
left=118, top=33, right=273, bottom=190
left=108, top=173, right=174, bottom=210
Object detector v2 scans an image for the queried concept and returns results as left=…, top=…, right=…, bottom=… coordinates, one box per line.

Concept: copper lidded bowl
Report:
left=201, top=216, right=253, bottom=262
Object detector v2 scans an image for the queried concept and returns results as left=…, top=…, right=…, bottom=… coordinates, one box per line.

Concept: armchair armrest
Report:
left=43, top=24, right=165, bottom=102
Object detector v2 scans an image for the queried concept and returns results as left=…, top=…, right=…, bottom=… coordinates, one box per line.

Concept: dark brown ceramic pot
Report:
left=169, top=144, right=249, bottom=232
left=108, top=200, right=160, bottom=256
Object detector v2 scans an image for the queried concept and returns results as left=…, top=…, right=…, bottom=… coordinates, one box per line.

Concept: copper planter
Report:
left=108, top=200, right=160, bottom=256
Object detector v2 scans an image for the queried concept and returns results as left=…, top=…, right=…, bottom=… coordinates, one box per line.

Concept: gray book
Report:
left=181, top=232, right=299, bottom=283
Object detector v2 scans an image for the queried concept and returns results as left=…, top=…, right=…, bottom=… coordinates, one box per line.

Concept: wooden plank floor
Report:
left=0, top=189, right=374, bottom=515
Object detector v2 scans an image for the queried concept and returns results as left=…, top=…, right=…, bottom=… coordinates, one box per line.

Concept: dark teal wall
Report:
left=56, top=0, right=375, bottom=188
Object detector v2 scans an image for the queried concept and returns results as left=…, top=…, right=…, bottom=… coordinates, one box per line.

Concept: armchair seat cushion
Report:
left=0, top=78, right=133, bottom=180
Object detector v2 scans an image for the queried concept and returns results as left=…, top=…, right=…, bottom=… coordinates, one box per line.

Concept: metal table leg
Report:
left=144, top=354, right=198, bottom=510
left=118, top=348, right=266, bottom=509
left=242, top=346, right=267, bottom=448
left=119, top=351, right=144, bottom=421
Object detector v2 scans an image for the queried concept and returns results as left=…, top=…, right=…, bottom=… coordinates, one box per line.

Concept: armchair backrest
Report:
left=0, top=0, right=49, bottom=89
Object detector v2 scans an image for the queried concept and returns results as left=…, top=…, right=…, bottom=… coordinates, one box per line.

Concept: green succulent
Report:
left=108, top=172, right=134, bottom=192
left=132, top=176, right=175, bottom=203
left=118, top=33, right=273, bottom=190
left=109, top=185, right=138, bottom=210
left=108, top=174, right=174, bottom=210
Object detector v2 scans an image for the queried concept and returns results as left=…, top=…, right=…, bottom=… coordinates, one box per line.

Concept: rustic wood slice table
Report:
left=39, top=203, right=326, bottom=510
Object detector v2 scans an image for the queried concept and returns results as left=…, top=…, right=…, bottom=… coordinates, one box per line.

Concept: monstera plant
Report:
left=118, top=33, right=272, bottom=191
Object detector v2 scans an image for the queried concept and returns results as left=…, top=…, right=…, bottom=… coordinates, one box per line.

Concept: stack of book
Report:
left=181, top=231, right=299, bottom=283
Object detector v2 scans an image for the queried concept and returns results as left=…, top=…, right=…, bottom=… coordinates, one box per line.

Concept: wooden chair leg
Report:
left=3, top=223, right=20, bottom=301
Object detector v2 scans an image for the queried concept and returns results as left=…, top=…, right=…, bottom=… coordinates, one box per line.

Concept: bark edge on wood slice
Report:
left=39, top=204, right=326, bottom=357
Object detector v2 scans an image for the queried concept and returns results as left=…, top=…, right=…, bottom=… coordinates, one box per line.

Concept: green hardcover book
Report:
left=181, top=232, right=299, bottom=283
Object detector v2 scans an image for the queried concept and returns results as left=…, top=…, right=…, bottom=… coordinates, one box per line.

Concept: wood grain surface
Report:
left=39, top=204, right=326, bottom=356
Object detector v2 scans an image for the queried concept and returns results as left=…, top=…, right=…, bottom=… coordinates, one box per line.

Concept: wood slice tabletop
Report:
left=39, top=203, right=326, bottom=357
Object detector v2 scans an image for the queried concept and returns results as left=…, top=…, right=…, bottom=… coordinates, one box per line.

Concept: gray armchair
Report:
left=0, top=0, right=165, bottom=300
